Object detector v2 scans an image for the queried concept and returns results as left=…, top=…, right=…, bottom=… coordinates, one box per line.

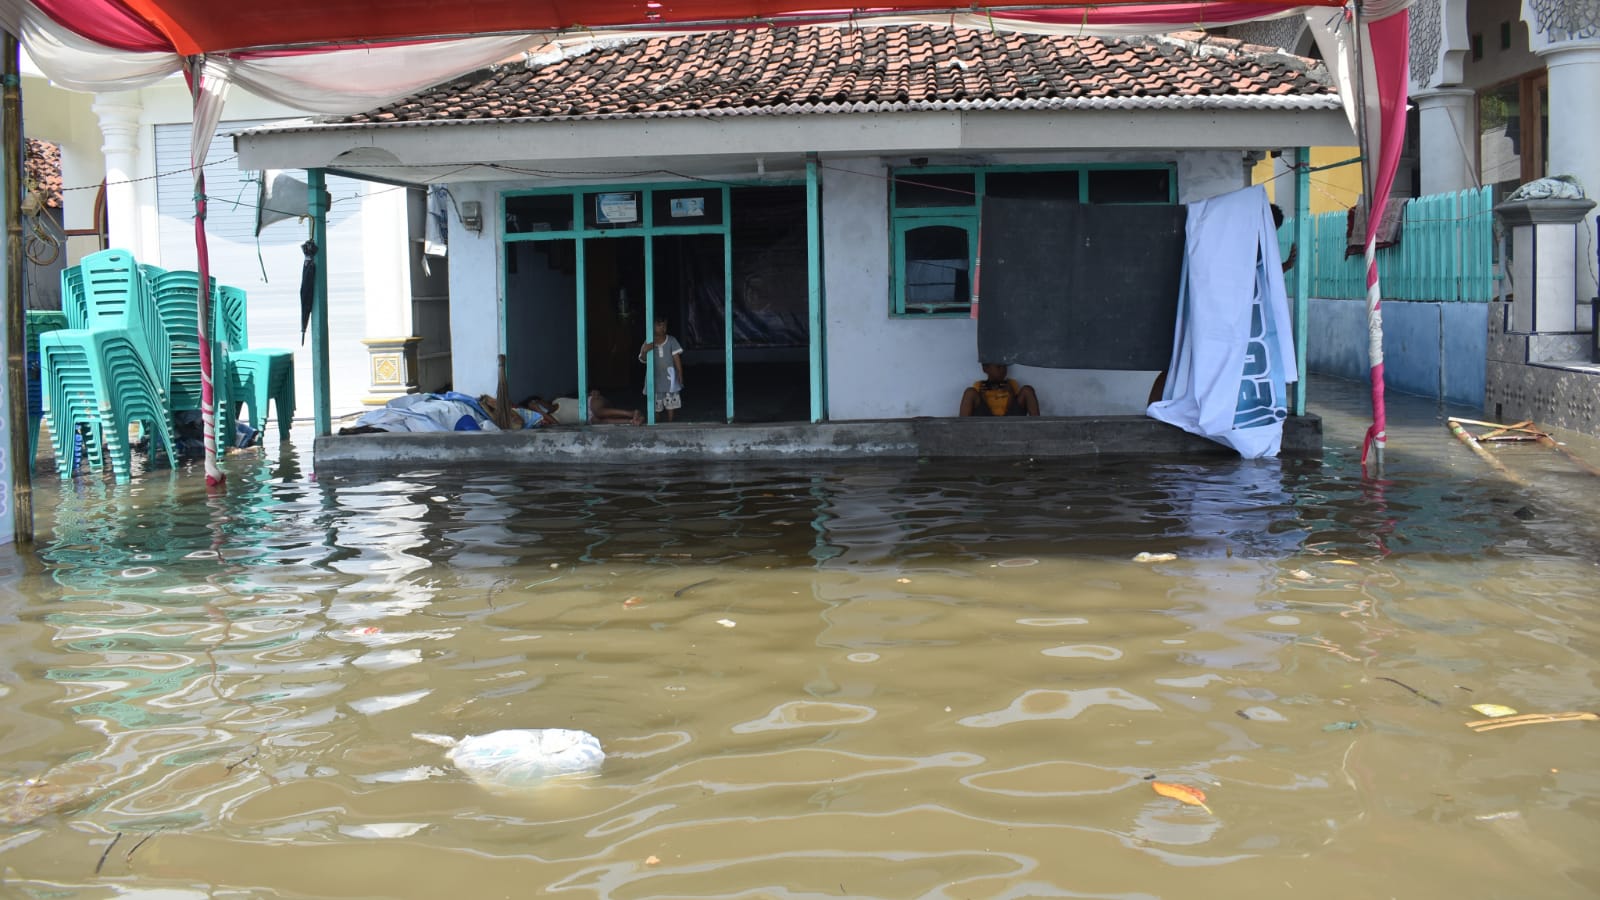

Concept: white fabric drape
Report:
left=227, top=34, right=556, bottom=114
left=20, top=4, right=178, bottom=90
left=1147, top=185, right=1297, bottom=458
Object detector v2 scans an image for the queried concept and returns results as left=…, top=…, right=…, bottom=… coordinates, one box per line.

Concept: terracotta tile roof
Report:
left=343, top=25, right=1334, bottom=126
left=24, top=138, right=62, bottom=208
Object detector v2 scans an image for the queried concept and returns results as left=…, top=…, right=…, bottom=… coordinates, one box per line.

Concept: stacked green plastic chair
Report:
left=60, top=265, right=86, bottom=324
left=42, top=249, right=176, bottom=482
left=39, top=329, right=174, bottom=482
left=215, top=285, right=295, bottom=441
left=69, top=250, right=172, bottom=397
left=24, top=310, right=69, bottom=472
left=147, top=267, right=228, bottom=429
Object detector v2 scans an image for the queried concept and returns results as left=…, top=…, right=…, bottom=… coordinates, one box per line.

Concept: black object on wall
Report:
left=977, top=197, right=1185, bottom=370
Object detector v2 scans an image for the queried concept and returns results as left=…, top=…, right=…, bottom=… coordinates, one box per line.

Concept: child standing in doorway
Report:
left=638, top=316, right=686, bottom=422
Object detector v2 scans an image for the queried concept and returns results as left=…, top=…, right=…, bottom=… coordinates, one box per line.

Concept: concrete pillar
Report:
left=1412, top=87, right=1477, bottom=196
left=89, top=91, right=142, bottom=258
left=360, top=183, right=418, bottom=405
left=1537, top=41, right=1600, bottom=305
left=1269, top=150, right=1300, bottom=214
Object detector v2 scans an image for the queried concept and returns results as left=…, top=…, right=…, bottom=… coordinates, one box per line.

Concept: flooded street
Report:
left=1, top=377, right=1598, bottom=899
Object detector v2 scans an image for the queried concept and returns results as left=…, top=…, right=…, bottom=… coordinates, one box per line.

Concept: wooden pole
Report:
left=4, top=32, right=31, bottom=542
left=307, top=170, right=331, bottom=436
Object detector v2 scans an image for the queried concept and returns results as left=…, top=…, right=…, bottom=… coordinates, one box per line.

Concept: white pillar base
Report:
left=361, top=337, right=422, bottom=406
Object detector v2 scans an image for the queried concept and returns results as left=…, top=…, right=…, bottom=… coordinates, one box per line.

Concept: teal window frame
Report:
left=892, top=215, right=978, bottom=316
left=889, top=163, right=1178, bottom=318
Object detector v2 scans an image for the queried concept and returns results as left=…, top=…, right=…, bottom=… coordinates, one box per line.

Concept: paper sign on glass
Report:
left=596, top=192, right=638, bottom=224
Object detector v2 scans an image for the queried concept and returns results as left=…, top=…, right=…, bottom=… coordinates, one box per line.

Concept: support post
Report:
left=3, top=32, right=27, bottom=543
left=575, top=234, right=587, bottom=422
left=644, top=230, right=655, bottom=426
left=307, top=170, right=331, bottom=437
left=806, top=153, right=823, bottom=423
left=1293, top=147, right=1312, bottom=416
left=723, top=184, right=734, bottom=423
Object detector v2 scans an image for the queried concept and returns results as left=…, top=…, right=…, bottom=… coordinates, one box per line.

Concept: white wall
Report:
left=447, top=181, right=506, bottom=397
left=1464, top=0, right=1540, bottom=89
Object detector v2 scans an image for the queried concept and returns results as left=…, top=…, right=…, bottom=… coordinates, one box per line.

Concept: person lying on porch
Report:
left=478, top=395, right=554, bottom=429
left=519, top=395, right=574, bottom=425
left=959, top=363, right=1040, bottom=417
left=589, top=390, right=645, bottom=425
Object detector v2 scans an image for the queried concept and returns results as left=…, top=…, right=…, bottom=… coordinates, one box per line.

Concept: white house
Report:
left=235, top=25, right=1353, bottom=427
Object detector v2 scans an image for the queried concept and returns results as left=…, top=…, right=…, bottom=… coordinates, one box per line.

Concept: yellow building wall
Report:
left=1251, top=148, right=1364, bottom=214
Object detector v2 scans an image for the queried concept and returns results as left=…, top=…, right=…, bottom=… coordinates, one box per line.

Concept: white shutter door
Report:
left=155, top=122, right=372, bottom=420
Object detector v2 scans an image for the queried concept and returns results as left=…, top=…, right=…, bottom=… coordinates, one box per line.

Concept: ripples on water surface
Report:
left=0, top=441, right=1597, bottom=899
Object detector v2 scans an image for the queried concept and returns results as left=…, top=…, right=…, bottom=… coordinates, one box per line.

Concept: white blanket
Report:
left=1147, top=186, right=1297, bottom=458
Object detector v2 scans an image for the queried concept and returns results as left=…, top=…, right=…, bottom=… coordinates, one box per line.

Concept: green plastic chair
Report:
left=215, top=285, right=295, bottom=441
left=60, top=265, right=86, bottom=326
left=40, top=329, right=174, bottom=483
left=40, top=250, right=176, bottom=481
left=149, top=268, right=228, bottom=429
left=72, top=250, right=172, bottom=402
left=25, top=310, right=69, bottom=472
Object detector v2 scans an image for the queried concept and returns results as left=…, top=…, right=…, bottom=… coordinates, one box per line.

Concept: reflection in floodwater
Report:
left=0, top=439, right=1597, bottom=899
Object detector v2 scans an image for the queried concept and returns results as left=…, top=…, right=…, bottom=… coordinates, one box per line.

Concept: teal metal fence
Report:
left=1285, top=186, right=1495, bottom=302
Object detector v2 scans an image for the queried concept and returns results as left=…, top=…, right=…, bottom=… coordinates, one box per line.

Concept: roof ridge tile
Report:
left=339, top=22, right=1335, bottom=127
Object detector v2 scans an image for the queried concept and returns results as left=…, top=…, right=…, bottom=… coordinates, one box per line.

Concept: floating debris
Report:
left=95, top=833, right=122, bottom=874
left=1322, top=721, right=1361, bottom=732
left=0, top=776, right=96, bottom=826
left=1470, top=703, right=1519, bottom=718
left=414, top=729, right=604, bottom=788
left=1133, top=552, right=1177, bottom=563
left=1467, top=711, right=1598, bottom=733
left=674, top=578, right=716, bottom=598
left=1377, top=676, right=1443, bottom=706
left=1152, top=781, right=1212, bottom=814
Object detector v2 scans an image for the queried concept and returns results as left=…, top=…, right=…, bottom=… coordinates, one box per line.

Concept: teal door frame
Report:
left=503, top=184, right=730, bottom=424
left=502, top=180, right=818, bottom=425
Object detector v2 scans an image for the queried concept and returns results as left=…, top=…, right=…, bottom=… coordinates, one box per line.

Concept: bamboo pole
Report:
left=1534, top=434, right=1600, bottom=477
left=1446, top=418, right=1525, bottom=485
left=4, top=32, right=30, bottom=543
left=1467, top=712, right=1598, bottom=732
left=1476, top=419, right=1533, bottom=441
left=1447, top=417, right=1600, bottom=477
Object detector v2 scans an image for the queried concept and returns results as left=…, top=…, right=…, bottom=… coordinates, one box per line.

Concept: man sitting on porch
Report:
left=959, top=363, right=1041, bottom=417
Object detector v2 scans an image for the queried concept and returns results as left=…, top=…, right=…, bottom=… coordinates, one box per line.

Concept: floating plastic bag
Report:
left=414, top=729, right=604, bottom=787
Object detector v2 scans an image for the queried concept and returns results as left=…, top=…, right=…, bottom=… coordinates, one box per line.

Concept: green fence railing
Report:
left=1286, top=186, right=1496, bottom=303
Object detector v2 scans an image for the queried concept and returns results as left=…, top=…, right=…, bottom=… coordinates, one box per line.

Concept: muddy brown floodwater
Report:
left=1, top=377, right=1597, bottom=899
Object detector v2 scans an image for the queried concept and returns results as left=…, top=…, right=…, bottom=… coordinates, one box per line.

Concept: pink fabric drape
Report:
left=1359, top=9, right=1409, bottom=468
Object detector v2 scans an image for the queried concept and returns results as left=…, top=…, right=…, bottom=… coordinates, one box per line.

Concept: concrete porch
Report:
left=311, top=413, right=1323, bottom=473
